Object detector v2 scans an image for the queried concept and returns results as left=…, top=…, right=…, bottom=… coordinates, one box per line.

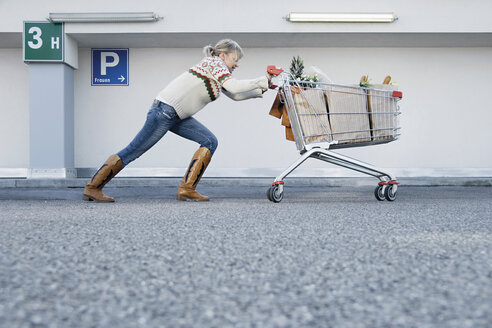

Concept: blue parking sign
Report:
left=92, top=49, right=129, bottom=86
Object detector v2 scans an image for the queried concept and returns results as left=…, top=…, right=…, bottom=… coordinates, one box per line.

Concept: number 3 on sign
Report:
left=28, top=27, right=43, bottom=49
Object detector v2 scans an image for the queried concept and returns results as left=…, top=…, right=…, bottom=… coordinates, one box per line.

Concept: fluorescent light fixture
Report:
left=47, top=12, right=161, bottom=23
left=286, top=12, right=397, bottom=23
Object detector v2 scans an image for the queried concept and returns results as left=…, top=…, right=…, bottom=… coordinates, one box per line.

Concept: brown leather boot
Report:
left=83, top=154, right=123, bottom=202
left=177, top=147, right=211, bottom=201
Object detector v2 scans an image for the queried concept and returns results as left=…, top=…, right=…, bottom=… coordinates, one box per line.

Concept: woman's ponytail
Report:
left=203, top=45, right=215, bottom=57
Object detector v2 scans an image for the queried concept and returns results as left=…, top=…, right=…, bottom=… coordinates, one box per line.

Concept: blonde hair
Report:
left=203, top=39, right=244, bottom=60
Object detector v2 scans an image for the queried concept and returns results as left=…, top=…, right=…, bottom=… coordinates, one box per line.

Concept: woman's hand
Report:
left=266, top=74, right=274, bottom=90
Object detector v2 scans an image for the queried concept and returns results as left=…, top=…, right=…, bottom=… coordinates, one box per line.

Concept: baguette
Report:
left=383, top=75, right=391, bottom=85
left=360, top=75, right=369, bottom=87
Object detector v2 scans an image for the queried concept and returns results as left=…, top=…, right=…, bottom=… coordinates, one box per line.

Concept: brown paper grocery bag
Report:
left=268, top=91, right=295, bottom=142
left=291, top=88, right=332, bottom=144
left=285, top=127, right=295, bottom=141
left=366, top=84, right=399, bottom=141
left=269, top=93, right=283, bottom=119
left=324, top=85, right=371, bottom=144
left=281, top=107, right=291, bottom=127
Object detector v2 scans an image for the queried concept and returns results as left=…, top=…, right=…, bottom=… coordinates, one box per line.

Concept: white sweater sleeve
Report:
left=222, top=88, right=263, bottom=101
left=221, top=76, right=269, bottom=94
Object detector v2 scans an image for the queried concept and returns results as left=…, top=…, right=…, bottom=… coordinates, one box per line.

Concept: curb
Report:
left=0, top=177, right=491, bottom=188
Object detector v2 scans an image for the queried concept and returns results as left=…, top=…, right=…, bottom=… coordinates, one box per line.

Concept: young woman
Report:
left=83, top=39, right=271, bottom=202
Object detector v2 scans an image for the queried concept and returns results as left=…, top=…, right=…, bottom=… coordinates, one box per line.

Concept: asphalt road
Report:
left=0, top=185, right=491, bottom=327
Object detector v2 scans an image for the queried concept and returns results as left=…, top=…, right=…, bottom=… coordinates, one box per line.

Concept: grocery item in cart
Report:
left=268, top=93, right=283, bottom=119
left=366, top=76, right=400, bottom=142
left=324, top=84, right=371, bottom=144
left=287, top=59, right=331, bottom=144
left=285, top=126, right=295, bottom=141
left=291, top=86, right=332, bottom=144
left=268, top=93, right=295, bottom=141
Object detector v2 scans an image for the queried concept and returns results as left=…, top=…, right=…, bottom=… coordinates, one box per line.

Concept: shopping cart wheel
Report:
left=266, top=187, right=273, bottom=201
left=267, top=185, right=283, bottom=203
left=384, top=184, right=397, bottom=201
left=374, top=185, right=386, bottom=201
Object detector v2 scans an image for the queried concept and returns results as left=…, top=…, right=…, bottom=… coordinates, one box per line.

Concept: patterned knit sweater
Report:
left=156, top=56, right=268, bottom=119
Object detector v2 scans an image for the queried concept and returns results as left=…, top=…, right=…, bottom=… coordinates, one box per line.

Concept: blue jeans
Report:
left=117, top=100, right=218, bottom=167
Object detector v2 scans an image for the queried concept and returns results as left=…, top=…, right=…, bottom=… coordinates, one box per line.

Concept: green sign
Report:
left=23, top=21, right=64, bottom=62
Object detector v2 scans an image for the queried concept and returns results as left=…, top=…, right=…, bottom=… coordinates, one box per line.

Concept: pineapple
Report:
left=290, top=56, right=319, bottom=88
left=290, top=56, right=304, bottom=80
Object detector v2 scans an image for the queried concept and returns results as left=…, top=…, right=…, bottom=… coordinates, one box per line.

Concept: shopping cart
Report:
left=266, top=65, right=403, bottom=203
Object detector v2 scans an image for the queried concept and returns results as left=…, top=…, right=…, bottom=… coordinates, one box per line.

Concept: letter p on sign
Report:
left=91, top=48, right=129, bottom=86
left=101, top=52, right=120, bottom=75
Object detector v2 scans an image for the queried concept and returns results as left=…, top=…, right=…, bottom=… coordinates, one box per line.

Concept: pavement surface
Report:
left=0, top=184, right=491, bottom=327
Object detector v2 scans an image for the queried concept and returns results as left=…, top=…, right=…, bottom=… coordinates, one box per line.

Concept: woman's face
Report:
left=219, top=51, right=239, bottom=73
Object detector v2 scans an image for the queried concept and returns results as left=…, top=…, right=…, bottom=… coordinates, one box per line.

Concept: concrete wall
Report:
left=73, top=46, right=492, bottom=176
left=1, top=0, right=491, bottom=177
left=0, top=49, right=29, bottom=171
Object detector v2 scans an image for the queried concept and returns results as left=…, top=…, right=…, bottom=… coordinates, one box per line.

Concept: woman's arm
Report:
left=222, top=88, right=264, bottom=101
left=221, top=76, right=268, bottom=94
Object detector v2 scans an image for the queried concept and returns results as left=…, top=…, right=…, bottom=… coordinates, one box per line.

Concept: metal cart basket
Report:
left=266, top=66, right=403, bottom=203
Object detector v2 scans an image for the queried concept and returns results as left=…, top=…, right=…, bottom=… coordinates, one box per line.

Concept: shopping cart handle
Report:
left=267, top=65, right=283, bottom=76
left=392, top=91, right=403, bottom=99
